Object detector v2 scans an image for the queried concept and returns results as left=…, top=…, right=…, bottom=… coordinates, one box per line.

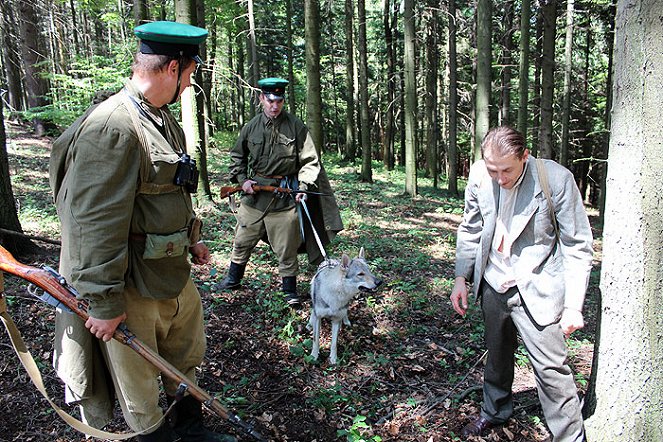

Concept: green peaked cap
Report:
left=134, top=21, right=208, bottom=45
left=258, top=77, right=289, bottom=99
left=134, top=21, right=208, bottom=63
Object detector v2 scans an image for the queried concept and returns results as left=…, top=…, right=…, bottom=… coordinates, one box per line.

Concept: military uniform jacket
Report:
left=49, top=80, right=196, bottom=320
left=228, top=111, right=321, bottom=212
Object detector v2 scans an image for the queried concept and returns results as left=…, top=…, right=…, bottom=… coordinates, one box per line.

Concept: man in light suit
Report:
left=450, top=126, right=593, bottom=441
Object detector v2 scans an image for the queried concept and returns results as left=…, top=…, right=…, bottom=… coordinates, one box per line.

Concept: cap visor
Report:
left=265, top=93, right=284, bottom=101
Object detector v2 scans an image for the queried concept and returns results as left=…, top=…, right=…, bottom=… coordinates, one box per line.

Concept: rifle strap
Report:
left=0, top=295, right=161, bottom=440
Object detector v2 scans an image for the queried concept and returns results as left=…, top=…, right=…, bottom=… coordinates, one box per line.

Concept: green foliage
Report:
left=337, top=415, right=382, bottom=442
left=46, top=55, right=130, bottom=127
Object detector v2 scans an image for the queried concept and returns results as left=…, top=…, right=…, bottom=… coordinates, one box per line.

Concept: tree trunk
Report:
left=499, top=0, right=514, bottom=126
left=134, top=0, right=148, bottom=26
left=246, top=0, right=259, bottom=115
left=0, top=101, right=35, bottom=255
left=517, top=0, right=531, bottom=137
left=0, top=5, right=25, bottom=113
left=357, top=0, right=372, bottom=182
left=403, top=0, right=416, bottom=195
left=538, top=1, right=556, bottom=160
left=18, top=0, right=51, bottom=136
left=560, top=0, right=574, bottom=168
left=305, top=0, right=323, bottom=155
left=424, top=1, right=438, bottom=186
left=344, top=0, right=357, bottom=161
left=474, top=0, right=491, bottom=162
left=285, top=0, right=297, bottom=115
left=447, top=0, right=458, bottom=194
left=598, top=2, right=616, bottom=226
left=382, top=0, right=395, bottom=169
left=584, top=1, right=663, bottom=439
left=175, top=0, right=213, bottom=203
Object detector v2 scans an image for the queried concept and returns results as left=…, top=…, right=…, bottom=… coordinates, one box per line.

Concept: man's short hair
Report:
left=481, top=126, right=527, bottom=159
left=131, top=52, right=194, bottom=74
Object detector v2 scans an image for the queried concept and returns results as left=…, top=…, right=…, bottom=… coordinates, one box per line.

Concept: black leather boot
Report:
left=282, top=276, right=303, bottom=309
left=168, top=395, right=237, bottom=442
left=217, top=262, right=245, bottom=290
left=137, top=421, right=181, bottom=442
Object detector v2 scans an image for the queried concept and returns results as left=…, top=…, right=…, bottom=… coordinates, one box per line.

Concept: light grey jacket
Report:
left=455, top=156, right=593, bottom=326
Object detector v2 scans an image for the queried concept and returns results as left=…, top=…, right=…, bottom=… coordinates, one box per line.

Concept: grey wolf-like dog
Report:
left=308, top=248, right=382, bottom=364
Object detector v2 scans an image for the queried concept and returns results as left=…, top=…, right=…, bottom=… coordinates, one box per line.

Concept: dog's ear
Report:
left=341, top=253, right=350, bottom=269
left=358, top=247, right=365, bottom=259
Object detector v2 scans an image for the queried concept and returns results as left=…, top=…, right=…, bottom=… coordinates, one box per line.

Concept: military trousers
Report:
left=231, top=202, right=301, bottom=277
left=480, top=281, right=584, bottom=442
left=100, top=278, right=206, bottom=432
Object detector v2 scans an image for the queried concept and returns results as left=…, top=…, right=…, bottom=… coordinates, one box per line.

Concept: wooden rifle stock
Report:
left=219, top=184, right=328, bottom=199
left=0, top=245, right=266, bottom=442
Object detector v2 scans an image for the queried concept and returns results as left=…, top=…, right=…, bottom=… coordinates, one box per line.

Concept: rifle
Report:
left=0, top=245, right=266, bottom=442
left=219, top=184, right=329, bottom=199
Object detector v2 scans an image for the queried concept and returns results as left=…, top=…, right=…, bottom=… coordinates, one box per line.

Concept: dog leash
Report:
left=298, top=199, right=330, bottom=264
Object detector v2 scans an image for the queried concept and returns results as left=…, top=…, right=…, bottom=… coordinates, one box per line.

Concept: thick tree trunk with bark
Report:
left=424, top=1, right=438, bottom=186
left=18, top=0, right=51, bottom=136
left=474, top=0, right=491, bottom=162
left=176, top=0, right=213, bottom=202
left=381, top=0, right=394, bottom=169
left=344, top=0, right=357, bottom=161
left=403, top=0, right=416, bottom=195
left=499, top=1, right=514, bottom=126
left=285, top=0, right=297, bottom=115
left=447, top=0, right=458, bottom=194
left=538, top=1, right=556, bottom=159
left=357, top=0, right=372, bottom=182
left=0, top=6, right=25, bottom=113
left=0, top=103, right=35, bottom=255
left=560, top=0, right=574, bottom=168
left=584, top=1, right=663, bottom=439
left=304, top=0, right=323, bottom=155
left=517, top=0, right=531, bottom=137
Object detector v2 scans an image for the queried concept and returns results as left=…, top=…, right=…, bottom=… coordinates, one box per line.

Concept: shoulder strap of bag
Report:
left=536, top=158, right=560, bottom=241
left=120, top=92, right=180, bottom=195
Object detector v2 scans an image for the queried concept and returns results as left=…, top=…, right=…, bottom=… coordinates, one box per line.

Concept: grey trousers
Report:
left=480, top=281, right=584, bottom=442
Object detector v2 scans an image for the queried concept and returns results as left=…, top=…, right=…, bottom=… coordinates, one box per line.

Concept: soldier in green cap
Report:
left=49, top=21, right=235, bottom=442
left=218, top=77, right=343, bottom=308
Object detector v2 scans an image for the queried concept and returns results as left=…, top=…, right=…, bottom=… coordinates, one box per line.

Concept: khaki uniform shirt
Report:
left=228, top=111, right=320, bottom=212
left=50, top=81, right=196, bottom=319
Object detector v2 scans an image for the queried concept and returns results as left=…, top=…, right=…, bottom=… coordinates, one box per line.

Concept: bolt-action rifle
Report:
left=0, top=245, right=266, bottom=442
left=219, top=184, right=329, bottom=199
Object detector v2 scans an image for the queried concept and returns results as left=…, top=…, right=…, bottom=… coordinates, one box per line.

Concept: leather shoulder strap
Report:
left=536, top=158, right=560, bottom=240
left=120, top=92, right=180, bottom=195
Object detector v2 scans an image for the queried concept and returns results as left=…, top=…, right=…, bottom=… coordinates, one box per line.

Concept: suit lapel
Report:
left=509, top=157, right=542, bottom=241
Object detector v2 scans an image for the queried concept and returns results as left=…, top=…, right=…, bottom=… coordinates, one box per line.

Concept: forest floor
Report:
left=0, top=122, right=602, bottom=442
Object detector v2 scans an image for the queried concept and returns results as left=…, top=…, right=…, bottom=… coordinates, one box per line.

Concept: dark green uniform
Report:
left=50, top=80, right=206, bottom=431
left=228, top=110, right=320, bottom=275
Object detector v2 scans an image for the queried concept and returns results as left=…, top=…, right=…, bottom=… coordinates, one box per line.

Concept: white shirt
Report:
left=483, top=164, right=527, bottom=293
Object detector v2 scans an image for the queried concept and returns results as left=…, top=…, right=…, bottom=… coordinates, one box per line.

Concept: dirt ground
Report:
left=0, top=123, right=601, bottom=442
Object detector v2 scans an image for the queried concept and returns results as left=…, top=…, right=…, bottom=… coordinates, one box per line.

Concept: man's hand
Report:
left=85, top=313, right=127, bottom=342
left=559, top=308, right=584, bottom=338
left=450, top=276, right=469, bottom=316
left=242, top=179, right=257, bottom=194
left=190, top=241, right=211, bottom=265
left=295, top=192, right=307, bottom=203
